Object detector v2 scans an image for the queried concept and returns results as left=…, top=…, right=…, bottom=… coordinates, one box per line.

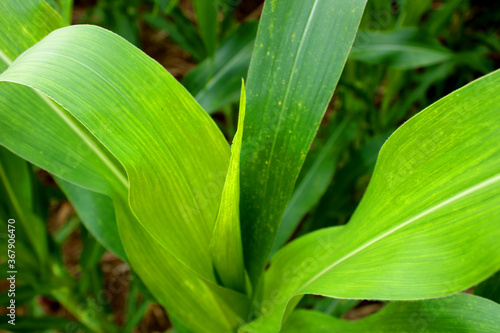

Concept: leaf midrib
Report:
left=261, top=0, right=320, bottom=207
left=0, top=48, right=12, bottom=66
left=300, top=172, right=500, bottom=290
left=0, top=53, right=129, bottom=190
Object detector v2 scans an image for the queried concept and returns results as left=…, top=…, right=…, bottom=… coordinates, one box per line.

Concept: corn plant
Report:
left=1, top=0, right=500, bottom=332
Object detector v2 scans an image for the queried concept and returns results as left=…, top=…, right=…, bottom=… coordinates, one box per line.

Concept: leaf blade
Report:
left=282, top=294, right=500, bottom=333
left=350, top=28, right=452, bottom=69
left=240, top=0, right=368, bottom=284
left=243, top=69, right=500, bottom=332
left=0, top=25, right=230, bottom=278
left=209, top=82, right=247, bottom=293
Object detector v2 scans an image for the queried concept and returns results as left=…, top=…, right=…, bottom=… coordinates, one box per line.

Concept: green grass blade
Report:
left=242, top=69, right=500, bottom=332
left=59, top=0, right=74, bottom=26
left=210, top=82, right=247, bottom=293
left=281, top=294, right=500, bottom=333
left=183, top=21, right=258, bottom=114
left=240, top=0, right=367, bottom=284
left=55, top=177, right=126, bottom=260
left=192, top=0, right=218, bottom=58
left=350, top=28, right=452, bottom=69
left=0, top=147, right=48, bottom=265
left=142, top=11, right=206, bottom=62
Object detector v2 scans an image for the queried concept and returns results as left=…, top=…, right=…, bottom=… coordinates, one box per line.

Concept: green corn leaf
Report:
left=0, top=18, right=252, bottom=330
left=0, top=0, right=129, bottom=260
left=240, top=0, right=368, bottom=285
left=210, top=82, right=247, bottom=293
left=55, top=177, right=126, bottom=260
left=242, top=69, right=500, bottom=332
left=58, top=0, right=74, bottom=26
left=0, top=147, right=47, bottom=266
left=270, top=118, right=354, bottom=257
left=350, top=28, right=452, bottom=69
left=281, top=294, right=500, bottom=333
left=183, top=21, right=258, bottom=114
left=116, top=194, right=250, bottom=332
left=192, top=0, right=218, bottom=58
left=0, top=0, right=62, bottom=64
left=0, top=24, right=230, bottom=278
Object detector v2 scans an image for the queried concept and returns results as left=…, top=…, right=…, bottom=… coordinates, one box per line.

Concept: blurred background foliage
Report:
left=1, top=0, right=499, bottom=332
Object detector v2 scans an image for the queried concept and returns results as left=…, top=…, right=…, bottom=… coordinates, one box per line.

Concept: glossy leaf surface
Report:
left=0, top=25, right=230, bottom=277
left=0, top=15, right=251, bottom=331
left=0, top=0, right=128, bottom=259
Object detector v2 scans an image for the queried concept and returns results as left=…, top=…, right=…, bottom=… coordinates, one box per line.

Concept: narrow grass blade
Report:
left=210, top=82, right=247, bottom=293
left=0, top=147, right=48, bottom=265
left=192, top=0, right=218, bottom=58
left=183, top=21, right=258, bottom=114
left=350, top=28, right=452, bottom=69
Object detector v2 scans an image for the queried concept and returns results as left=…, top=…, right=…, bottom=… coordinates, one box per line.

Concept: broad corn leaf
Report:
left=0, top=13, right=249, bottom=331
left=240, top=0, right=368, bottom=284
left=0, top=0, right=129, bottom=260
left=242, top=69, right=500, bottom=332
left=0, top=25, right=230, bottom=278
left=281, top=294, right=500, bottom=333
